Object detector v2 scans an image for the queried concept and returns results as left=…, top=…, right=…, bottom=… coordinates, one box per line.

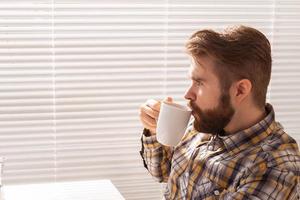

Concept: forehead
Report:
left=188, top=55, right=218, bottom=80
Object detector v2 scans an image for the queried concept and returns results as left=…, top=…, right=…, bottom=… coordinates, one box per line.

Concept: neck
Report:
left=224, top=105, right=267, bottom=135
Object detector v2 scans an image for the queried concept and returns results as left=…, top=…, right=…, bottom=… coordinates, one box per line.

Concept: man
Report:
left=139, top=25, right=300, bottom=199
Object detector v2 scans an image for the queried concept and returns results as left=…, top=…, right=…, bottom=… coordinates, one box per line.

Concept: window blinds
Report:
left=0, top=1, right=54, bottom=184
left=54, top=3, right=165, bottom=200
left=270, top=0, right=300, bottom=141
left=0, top=1, right=299, bottom=200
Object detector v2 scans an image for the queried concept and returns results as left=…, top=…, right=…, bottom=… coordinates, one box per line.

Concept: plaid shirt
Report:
left=140, top=104, right=300, bottom=199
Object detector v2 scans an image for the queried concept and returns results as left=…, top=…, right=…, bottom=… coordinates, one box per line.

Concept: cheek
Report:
left=195, top=87, right=219, bottom=109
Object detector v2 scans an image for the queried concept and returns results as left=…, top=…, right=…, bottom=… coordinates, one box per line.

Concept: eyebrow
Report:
left=188, top=65, right=207, bottom=82
left=189, top=74, right=206, bottom=82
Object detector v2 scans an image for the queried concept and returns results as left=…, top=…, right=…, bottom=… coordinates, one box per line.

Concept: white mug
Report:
left=156, top=101, right=192, bottom=146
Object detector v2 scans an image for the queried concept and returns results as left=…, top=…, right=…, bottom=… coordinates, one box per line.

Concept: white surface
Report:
left=1, top=180, right=125, bottom=200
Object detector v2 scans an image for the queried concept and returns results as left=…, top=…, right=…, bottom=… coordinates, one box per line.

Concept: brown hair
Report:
left=185, top=25, right=272, bottom=109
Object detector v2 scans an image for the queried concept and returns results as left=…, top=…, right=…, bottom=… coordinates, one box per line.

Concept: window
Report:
left=0, top=0, right=299, bottom=199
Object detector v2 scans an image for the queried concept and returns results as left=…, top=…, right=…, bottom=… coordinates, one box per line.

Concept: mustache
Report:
left=188, top=101, right=198, bottom=111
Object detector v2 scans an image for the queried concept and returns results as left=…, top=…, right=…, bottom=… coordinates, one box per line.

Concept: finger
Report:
left=163, top=96, right=173, bottom=103
left=139, top=110, right=157, bottom=127
left=142, top=104, right=159, bottom=119
left=141, top=118, right=156, bottom=132
left=146, top=99, right=161, bottom=112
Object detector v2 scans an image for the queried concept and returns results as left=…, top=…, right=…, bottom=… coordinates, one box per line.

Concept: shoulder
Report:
left=253, top=123, right=300, bottom=172
left=234, top=122, right=300, bottom=174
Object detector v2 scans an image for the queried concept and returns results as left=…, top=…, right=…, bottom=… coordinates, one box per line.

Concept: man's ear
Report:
left=231, top=79, right=252, bottom=104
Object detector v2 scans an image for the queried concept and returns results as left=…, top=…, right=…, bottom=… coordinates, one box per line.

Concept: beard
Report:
left=189, top=92, right=235, bottom=135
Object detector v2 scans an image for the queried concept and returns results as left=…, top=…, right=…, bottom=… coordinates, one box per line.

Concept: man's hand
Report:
left=139, top=97, right=173, bottom=135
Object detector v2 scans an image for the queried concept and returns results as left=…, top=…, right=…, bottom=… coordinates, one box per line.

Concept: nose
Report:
left=184, top=85, right=195, bottom=101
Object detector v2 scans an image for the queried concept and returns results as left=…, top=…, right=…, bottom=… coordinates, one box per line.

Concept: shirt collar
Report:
left=217, top=103, right=277, bottom=155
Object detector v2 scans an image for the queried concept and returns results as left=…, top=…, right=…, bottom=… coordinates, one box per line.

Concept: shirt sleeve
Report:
left=219, top=158, right=300, bottom=200
left=139, top=129, right=174, bottom=183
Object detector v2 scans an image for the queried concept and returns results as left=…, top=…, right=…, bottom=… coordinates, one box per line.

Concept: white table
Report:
left=1, top=180, right=125, bottom=200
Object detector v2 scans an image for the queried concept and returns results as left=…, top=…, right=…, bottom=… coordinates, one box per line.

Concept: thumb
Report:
left=164, top=96, right=173, bottom=103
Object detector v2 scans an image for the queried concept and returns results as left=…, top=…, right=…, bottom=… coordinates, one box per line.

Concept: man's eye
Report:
left=193, top=80, right=203, bottom=86
left=196, top=81, right=203, bottom=86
